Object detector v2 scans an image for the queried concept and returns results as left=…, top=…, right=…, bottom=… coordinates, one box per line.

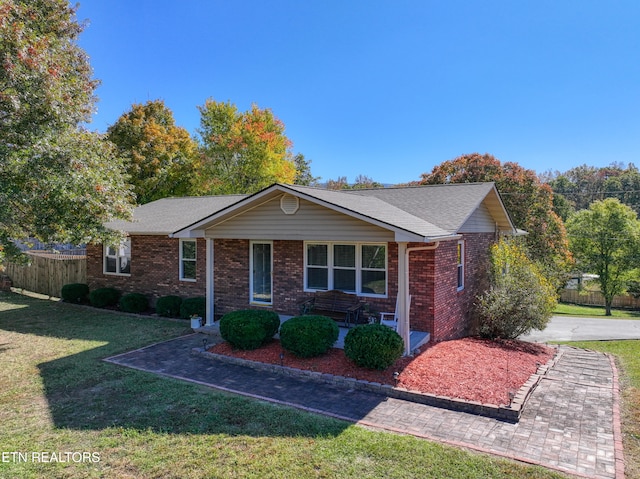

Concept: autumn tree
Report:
left=325, top=175, right=383, bottom=190
left=107, top=100, right=199, bottom=204
left=325, top=176, right=349, bottom=190
left=0, top=0, right=132, bottom=260
left=420, top=153, right=572, bottom=286
left=566, top=198, right=640, bottom=315
left=546, top=163, right=640, bottom=216
left=196, top=100, right=297, bottom=194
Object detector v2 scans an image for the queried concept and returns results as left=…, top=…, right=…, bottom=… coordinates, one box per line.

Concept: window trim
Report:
left=179, top=239, right=197, bottom=282
left=103, top=238, right=131, bottom=276
left=250, top=240, right=273, bottom=305
left=304, top=241, right=387, bottom=297
left=457, top=240, right=465, bottom=291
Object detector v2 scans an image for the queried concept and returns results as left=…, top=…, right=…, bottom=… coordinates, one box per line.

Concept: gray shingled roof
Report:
left=109, top=182, right=513, bottom=240
left=106, top=194, right=246, bottom=234
left=281, top=184, right=455, bottom=239
left=349, top=182, right=499, bottom=232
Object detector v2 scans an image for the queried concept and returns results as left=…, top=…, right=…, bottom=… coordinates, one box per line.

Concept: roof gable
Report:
left=109, top=182, right=515, bottom=242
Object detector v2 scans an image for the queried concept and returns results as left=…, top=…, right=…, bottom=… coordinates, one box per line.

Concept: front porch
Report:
left=196, top=314, right=431, bottom=354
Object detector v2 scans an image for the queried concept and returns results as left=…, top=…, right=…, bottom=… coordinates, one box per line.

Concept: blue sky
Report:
left=75, top=0, right=640, bottom=185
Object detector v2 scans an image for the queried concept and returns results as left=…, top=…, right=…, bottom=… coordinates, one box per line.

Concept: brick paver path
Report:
left=106, top=335, right=622, bottom=479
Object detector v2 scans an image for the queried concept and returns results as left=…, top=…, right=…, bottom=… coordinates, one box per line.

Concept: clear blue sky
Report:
left=75, top=0, right=640, bottom=185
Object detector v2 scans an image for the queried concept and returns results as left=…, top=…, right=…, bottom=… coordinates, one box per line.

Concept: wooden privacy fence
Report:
left=561, top=289, right=640, bottom=310
left=4, top=251, right=86, bottom=298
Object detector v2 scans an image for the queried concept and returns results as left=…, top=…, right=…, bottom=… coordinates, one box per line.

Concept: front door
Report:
left=251, top=241, right=272, bottom=304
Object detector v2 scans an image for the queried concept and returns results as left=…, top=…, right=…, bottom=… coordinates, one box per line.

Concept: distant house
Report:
left=86, top=182, right=516, bottom=353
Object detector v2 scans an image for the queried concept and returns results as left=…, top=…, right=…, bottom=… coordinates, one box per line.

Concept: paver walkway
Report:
left=106, top=334, right=623, bottom=479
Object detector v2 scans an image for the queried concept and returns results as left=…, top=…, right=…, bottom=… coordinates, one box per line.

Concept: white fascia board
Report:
left=170, top=229, right=205, bottom=238
left=395, top=232, right=463, bottom=243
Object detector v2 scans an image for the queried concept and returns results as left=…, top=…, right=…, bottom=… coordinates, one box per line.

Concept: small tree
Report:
left=566, top=198, right=640, bottom=315
left=476, top=238, right=557, bottom=339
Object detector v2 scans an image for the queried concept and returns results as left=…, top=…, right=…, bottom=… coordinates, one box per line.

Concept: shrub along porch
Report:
left=86, top=182, right=516, bottom=354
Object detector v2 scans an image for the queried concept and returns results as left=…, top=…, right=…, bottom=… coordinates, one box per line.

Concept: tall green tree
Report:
left=566, top=198, right=640, bottom=315
left=107, top=100, right=199, bottom=204
left=0, top=0, right=132, bottom=260
left=197, top=99, right=297, bottom=194
left=420, top=153, right=572, bottom=286
left=293, top=153, right=320, bottom=186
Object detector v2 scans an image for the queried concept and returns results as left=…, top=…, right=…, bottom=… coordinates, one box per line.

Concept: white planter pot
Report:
left=190, top=317, right=202, bottom=329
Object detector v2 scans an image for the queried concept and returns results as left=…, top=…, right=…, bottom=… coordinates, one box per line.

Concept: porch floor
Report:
left=197, top=315, right=431, bottom=354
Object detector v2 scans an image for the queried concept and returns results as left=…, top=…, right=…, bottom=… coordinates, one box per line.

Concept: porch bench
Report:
left=298, top=289, right=365, bottom=327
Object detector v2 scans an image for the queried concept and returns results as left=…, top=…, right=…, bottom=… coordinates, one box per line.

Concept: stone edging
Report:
left=192, top=345, right=561, bottom=423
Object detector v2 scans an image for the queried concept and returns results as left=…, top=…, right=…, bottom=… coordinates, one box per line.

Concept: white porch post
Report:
left=205, top=238, right=215, bottom=326
left=397, top=242, right=411, bottom=356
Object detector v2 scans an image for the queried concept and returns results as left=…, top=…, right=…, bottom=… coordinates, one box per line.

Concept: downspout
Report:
left=205, top=238, right=215, bottom=326
left=398, top=242, right=440, bottom=356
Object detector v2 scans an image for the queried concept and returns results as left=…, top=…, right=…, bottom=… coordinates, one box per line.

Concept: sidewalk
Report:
left=105, top=333, right=623, bottom=479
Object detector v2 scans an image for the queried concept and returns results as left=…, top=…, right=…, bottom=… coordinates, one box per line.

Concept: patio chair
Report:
left=379, top=295, right=411, bottom=331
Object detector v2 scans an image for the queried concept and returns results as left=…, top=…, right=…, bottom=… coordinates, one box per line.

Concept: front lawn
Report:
left=0, top=291, right=567, bottom=478
left=554, top=302, right=640, bottom=319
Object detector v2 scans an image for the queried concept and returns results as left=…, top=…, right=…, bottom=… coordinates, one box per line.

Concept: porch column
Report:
left=205, top=238, right=215, bottom=326
left=397, top=242, right=411, bottom=356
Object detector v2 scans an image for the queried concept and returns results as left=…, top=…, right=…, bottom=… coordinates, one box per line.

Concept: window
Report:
left=305, top=242, right=386, bottom=296
left=251, top=241, right=272, bottom=304
left=180, top=239, right=197, bottom=281
left=104, top=239, right=131, bottom=275
left=457, top=241, right=465, bottom=291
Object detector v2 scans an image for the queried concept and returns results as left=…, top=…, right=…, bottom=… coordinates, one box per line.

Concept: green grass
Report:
left=554, top=302, right=640, bottom=319
left=0, top=291, right=568, bottom=479
left=558, top=339, right=640, bottom=479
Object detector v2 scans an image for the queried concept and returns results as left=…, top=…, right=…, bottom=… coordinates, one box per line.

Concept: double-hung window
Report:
left=304, top=242, right=386, bottom=296
left=104, top=239, right=131, bottom=275
left=457, top=241, right=465, bottom=291
left=180, top=239, right=197, bottom=281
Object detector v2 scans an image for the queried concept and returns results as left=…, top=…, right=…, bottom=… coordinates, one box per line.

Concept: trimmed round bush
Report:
left=219, top=309, right=281, bottom=350
left=179, top=296, right=206, bottom=319
left=89, top=287, right=120, bottom=308
left=61, top=283, right=89, bottom=304
left=156, top=295, right=183, bottom=317
left=279, top=315, right=339, bottom=358
left=344, top=323, right=404, bottom=370
left=119, top=293, right=149, bottom=313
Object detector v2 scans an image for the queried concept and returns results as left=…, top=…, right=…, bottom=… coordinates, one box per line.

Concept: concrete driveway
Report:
left=521, top=315, right=640, bottom=342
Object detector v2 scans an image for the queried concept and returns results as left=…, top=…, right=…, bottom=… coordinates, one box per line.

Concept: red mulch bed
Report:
left=209, top=337, right=555, bottom=406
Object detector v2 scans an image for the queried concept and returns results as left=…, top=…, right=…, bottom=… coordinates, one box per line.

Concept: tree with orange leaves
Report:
left=107, top=100, right=199, bottom=204
left=420, top=153, right=572, bottom=286
left=197, top=100, right=297, bottom=194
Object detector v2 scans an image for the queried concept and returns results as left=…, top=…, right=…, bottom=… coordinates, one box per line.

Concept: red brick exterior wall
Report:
left=430, top=233, right=495, bottom=341
left=86, top=236, right=206, bottom=306
left=87, top=234, right=495, bottom=341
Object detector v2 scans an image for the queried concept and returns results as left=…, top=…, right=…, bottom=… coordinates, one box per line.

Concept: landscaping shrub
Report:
left=119, top=293, right=149, bottom=313
left=179, top=297, right=206, bottom=319
left=475, top=238, right=557, bottom=339
left=344, top=323, right=404, bottom=370
left=89, top=287, right=120, bottom=308
left=60, top=283, right=89, bottom=304
left=156, top=295, right=183, bottom=317
left=279, top=315, right=339, bottom=358
left=219, top=309, right=280, bottom=350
